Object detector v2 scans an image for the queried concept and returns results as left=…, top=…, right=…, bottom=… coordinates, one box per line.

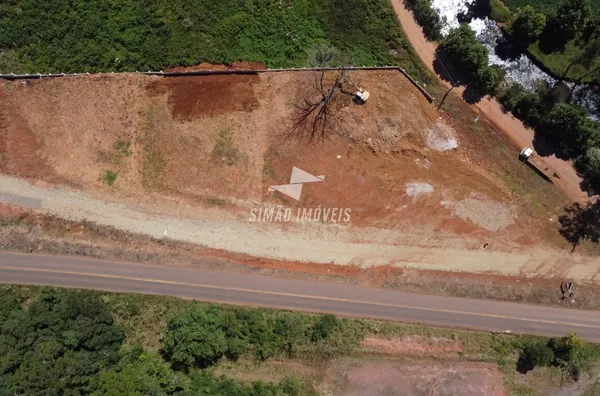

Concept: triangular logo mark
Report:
left=290, top=166, right=325, bottom=184
left=268, top=184, right=303, bottom=201
left=268, top=167, right=324, bottom=201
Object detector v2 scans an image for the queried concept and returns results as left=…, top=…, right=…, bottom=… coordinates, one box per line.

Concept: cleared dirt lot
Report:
left=0, top=70, right=594, bottom=277
left=321, top=357, right=506, bottom=396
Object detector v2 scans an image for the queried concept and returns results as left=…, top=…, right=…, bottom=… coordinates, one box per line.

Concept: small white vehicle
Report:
left=519, top=147, right=534, bottom=160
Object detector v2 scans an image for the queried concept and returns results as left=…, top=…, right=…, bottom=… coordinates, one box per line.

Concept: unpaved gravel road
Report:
left=2, top=175, right=599, bottom=281
left=390, top=0, right=587, bottom=202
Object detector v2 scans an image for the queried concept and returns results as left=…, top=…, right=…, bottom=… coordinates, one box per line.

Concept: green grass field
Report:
left=528, top=39, right=600, bottom=84
left=0, top=0, right=428, bottom=82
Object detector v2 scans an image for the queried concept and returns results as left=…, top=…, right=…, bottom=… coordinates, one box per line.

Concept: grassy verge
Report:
left=0, top=0, right=428, bottom=82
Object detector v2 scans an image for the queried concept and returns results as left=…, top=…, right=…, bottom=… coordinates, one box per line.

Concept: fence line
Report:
left=0, top=66, right=434, bottom=103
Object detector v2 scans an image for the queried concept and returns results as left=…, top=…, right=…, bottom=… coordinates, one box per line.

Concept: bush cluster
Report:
left=517, top=333, right=598, bottom=380
left=164, top=306, right=359, bottom=367
left=490, top=0, right=513, bottom=23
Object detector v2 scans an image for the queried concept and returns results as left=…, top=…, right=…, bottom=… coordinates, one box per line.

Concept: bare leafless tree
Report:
left=287, top=68, right=352, bottom=142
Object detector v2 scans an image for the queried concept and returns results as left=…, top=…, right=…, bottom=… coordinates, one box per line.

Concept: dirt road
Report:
left=390, top=0, right=588, bottom=202
left=2, top=251, right=600, bottom=340
left=2, top=174, right=600, bottom=281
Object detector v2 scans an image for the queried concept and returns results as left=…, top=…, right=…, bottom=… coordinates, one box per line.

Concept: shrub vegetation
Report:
left=0, top=0, right=428, bottom=81
left=517, top=333, right=600, bottom=380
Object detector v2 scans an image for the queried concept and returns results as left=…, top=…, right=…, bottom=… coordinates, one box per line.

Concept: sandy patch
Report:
left=414, top=157, right=432, bottom=168
left=425, top=121, right=458, bottom=151
left=452, top=197, right=515, bottom=232
left=405, top=182, right=434, bottom=197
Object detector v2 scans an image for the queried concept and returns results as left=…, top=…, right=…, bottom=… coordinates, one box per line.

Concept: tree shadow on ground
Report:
left=495, top=36, right=525, bottom=62
left=531, top=133, right=561, bottom=157
left=578, top=171, right=599, bottom=196
left=462, top=84, right=486, bottom=104
left=516, top=354, right=535, bottom=374
left=559, top=200, right=600, bottom=252
left=433, top=54, right=486, bottom=105
left=433, top=56, right=460, bottom=86
left=538, top=19, right=570, bottom=54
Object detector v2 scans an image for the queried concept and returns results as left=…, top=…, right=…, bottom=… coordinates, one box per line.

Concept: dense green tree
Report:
left=0, top=288, right=123, bottom=395
left=0, top=0, right=422, bottom=73
left=538, top=103, right=599, bottom=155
left=280, top=376, right=302, bottom=396
left=512, top=6, right=546, bottom=43
left=0, top=289, right=19, bottom=322
left=499, top=83, right=527, bottom=111
left=489, top=0, right=512, bottom=23
left=548, top=333, right=595, bottom=379
left=547, top=0, right=591, bottom=45
left=436, top=24, right=504, bottom=95
left=311, top=314, right=341, bottom=341
left=404, top=0, right=446, bottom=41
left=438, top=24, right=489, bottom=75
left=513, top=92, right=546, bottom=127
left=576, top=147, right=600, bottom=186
left=184, top=371, right=284, bottom=396
left=583, top=15, right=600, bottom=41
left=163, top=304, right=230, bottom=367
left=274, top=312, right=308, bottom=357
left=94, top=350, right=190, bottom=395
left=234, top=309, right=280, bottom=361
left=475, top=65, right=504, bottom=95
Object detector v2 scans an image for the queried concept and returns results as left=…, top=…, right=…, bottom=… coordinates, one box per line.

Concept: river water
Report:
left=431, top=0, right=600, bottom=120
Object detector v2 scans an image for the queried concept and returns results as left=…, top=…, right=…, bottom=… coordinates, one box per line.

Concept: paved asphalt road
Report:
left=1, top=251, right=600, bottom=340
